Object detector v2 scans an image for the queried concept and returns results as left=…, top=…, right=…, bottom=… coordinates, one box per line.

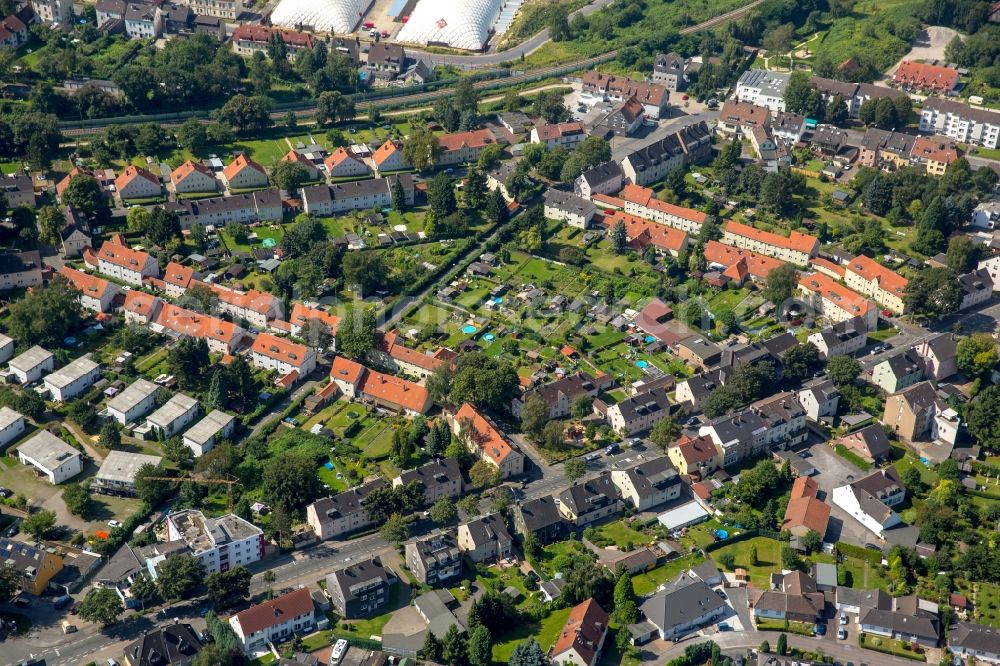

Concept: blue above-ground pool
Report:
left=644, top=335, right=655, bottom=343
left=635, top=360, right=648, bottom=368
left=715, top=529, right=729, bottom=539
left=262, top=237, right=277, bottom=248
left=324, top=462, right=334, bottom=471
left=462, top=324, right=478, bottom=334
left=64, top=337, right=77, bottom=346
left=483, top=333, right=495, bottom=341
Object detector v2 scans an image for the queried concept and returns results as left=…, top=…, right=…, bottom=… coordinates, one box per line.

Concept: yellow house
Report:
left=0, top=537, right=63, bottom=596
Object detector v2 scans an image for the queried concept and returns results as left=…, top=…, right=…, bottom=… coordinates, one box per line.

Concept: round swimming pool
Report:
left=483, top=333, right=495, bottom=341
left=462, top=325, right=478, bottom=334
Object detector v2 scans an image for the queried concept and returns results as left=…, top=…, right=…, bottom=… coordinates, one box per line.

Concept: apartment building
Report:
left=115, top=165, right=162, bottom=200
left=437, top=129, right=505, bottom=167
left=544, top=189, right=596, bottom=229
left=326, top=557, right=395, bottom=619
left=152, top=303, right=245, bottom=354
left=59, top=266, right=120, bottom=313
left=448, top=402, right=524, bottom=478
left=806, top=316, right=867, bottom=359
left=797, top=272, right=878, bottom=329
left=222, top=154, right=269, bottom=190
left=530, top=122, right=586, bottom=149
left=229, top=588, right=315, bottom=654
left=0, top=251, right=44, bottom=290
left=249, top=332, right=317, bottom=380
left=735, top=69, right=790, bottom=112
left=574, top=161, right=623, bottom=200
left=302, top=175, right=414, bottom=216
left=95, top=236, right=159, bottom=286
left=170, top=160, right=218, bottom=194
left=165, top=510, right=264, bottom=575
left=619, top=183, right=706, bottom=234
left=43, top=354, right=100, bottom=402
left=170, top=189, right=283, bottom=227
left=920, top=98, right=1000, bottom=149
left=843, top=255, right=907, bottom=314
left=306, top=479, right=387, bottom=540
left=722, top=221, right=818, bottom=265
left=405, top=531, right=462, bottom=585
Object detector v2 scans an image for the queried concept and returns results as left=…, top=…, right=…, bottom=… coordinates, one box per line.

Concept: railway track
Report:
left=61, top=0, right=763, bottom=137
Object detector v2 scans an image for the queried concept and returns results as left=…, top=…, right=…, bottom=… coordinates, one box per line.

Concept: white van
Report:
left=332, top=639, right=349, bottom=664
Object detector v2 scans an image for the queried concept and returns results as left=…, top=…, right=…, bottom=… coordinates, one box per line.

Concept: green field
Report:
left=492, top=607, right=572, bottom=661
left=709, top=536, right=784, bottom=587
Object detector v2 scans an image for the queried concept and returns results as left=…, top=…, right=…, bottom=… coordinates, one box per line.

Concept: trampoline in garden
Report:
left=261, top=237, right=277, bottom=248
left=635, top=360, right=648, bottom=368
left=462, top=325, right=478, bottom=334
left=483, top=333, right=495, bottom=341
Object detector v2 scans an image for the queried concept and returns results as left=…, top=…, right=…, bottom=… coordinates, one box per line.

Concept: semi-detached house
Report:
left=249, top=332, right=316, bottom=382
left=372, top=140, right=409, bottom=174
left=94, top=237, right=159, bottom=286
left=324, top=147, right=371, bottom=179
left=8, top=345, right=55, bottom=384
left=209, top=284, right=282, bottom=329
left=59, top=265, right=120, bottom=313
left=170, top=160, right=217, bottom=194
left=222, top=154, right=269, bottom=190
left=43, top=354, right=100, bottom=402
left=107, top=378, right=159, bottom=425
left=115, top=165, right=162, bottom=201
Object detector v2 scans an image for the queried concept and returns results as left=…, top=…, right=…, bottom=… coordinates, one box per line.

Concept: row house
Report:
left=329, top=355, right=432, bottom=415
left=93, top=236, right=159, bottom=286
left=182, top=409, right=235, bottom=457
left=858, top=128, right=916, bottom=170
left=920, top=97, right=1000, bottom=149
left=722, top=221, right=818, bottom=265
left=106, top=378, right=159, bottom=425
left=44, top=354, right=101, bottom=402
left=306, top=479, right=387, bottom=540
left=735, top=69, right=790, bottom=112
left=448, top=402, right=525, bottom=478
left=222, top=154, right=269, bottom=190
left=797, top=272, right=878, bottom=329
left=620, top=121, right=711, bottom=186
left=698, top=397, right=802, bottom=468
left=619, top=183, right=706, bottom=234
left=144, top=393, right=200, bottom=439
left=581, top=71, right=670, bottom=119
left=437, top=129, right=505, bottom=167
left=289, top=302, right=340, bottom=348
left=808, top=76, right=908, bottom=119
left=230, top=24, right=315, bottom=60
left=171, top=189, right=282, bottom=227
left=161, top=261, right=198, bottom=298
left=368, top=330, right=449, bottom=382
left=703, top=239, right=783, bottom=285
left=8, top=345, right=54, bottom=384
left=602, top=211, right=688, bottom=258
left=249, top=332, right=317, bottom=382
left=58, top=265, right=120, bottom=313
left=123, top=290, right=162, bottom=325
left=843, top=254, right=907, bottom=314
left=892, top=61, right=959, bottom=94
left=152, top=302, right=245, bottom=354
left=530, top=122, right=587, bottom=149
left=301, top=175, right=414, bottom=216
left=210, top=284, right=282, bottom=328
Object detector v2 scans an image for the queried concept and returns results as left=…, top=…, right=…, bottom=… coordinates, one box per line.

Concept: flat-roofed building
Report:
left=44, top=354, right=101, bottom=402
left=92, top=450, right=163, bottom=496
left=164, top=509, right=264, bottom=575
left=0, top=333, right=13, bottom=364
left=182, top=409, right=235, bottom=457
left=17, top=430, right=83, bottom=484
left=107, top=378, right=159, bottom=425
left=8, top=345, right=55, bottom=384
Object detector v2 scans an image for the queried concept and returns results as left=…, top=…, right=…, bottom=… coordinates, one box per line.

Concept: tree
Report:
left=468, top=625, right=493, bottom=666
left=442, top=624, right=468, bottom=666
left=564, top=457, right=586, bottom=483
left=827, top=355, right=862, bottom=387
left=130, top=572, right=159, bottom=607
left=611, top=220, right=628, bottom=254
left=225, top=355, right=258, bottom=407
left=485, top=188, right=509, bottom=224
left=509, top=639, right=547, bottom=666
left=760, top=640, right=771, bottom=654
left=777, top=633, right=787, bottom=655
left=464, top=169, right=487, bottom=208
left=548, top=5, right=571, bottom=41
left=6, top=274, right=82, bottom=347
left=780, top=545, right=802, bottom=571
left=968, top=385, right=1000, bottom=451
left=826, top=95, right=849, bottom=126
left=216, top=94, right=272, bottom=133
left=901, top=465, right=923, bottom=491
left=613, top=569, right=638, bottom=624
left=343, top=252, right=389, bottom=295
left=520, top=395, right=549, bottom=439
left=270, top=160, right=310, bottom=193
left=262, top=453, right=323, bottom=510
left=315, top=90, right=354, bottom=125
left=192, top=643, right=242, bottom=666
left=800, top=529, right=822, bottom=554
left=903, top=267, right=962, bottom=320
left=206, top=566, right=252, bottom=608
left=402, top=127, right=442, bottom=172
left=763, top=23, right=795, bottom=55
left=571, top=395, right=593, bottom=420
left=650, top=417, right=681, bottom=452
left=717, top=551, right=735, bottom=569
left=762, top=263, right=798, bottom=307
left=157, top=554, right=206, bottom=600
left=336, top=306, right=377, bottom=359
left=207, top=369, right=228, bottom=410
left=380, top=513, right=410, bottom=543
left=533, top=89, right=570, bottom=124
left=784, top=71, right=819, bottom=116
left=36, top=205, right=64, bottom=247
left=781, top=343, right=823, bottom=383
left=470, top=459, right=501, bottom=488
left=428, top=173, right=457, bottom=219
left=77, top=588, right=124, bottom=626
left=135, top=463, right=173, bottom=505
left=167, top=337, right=210, bottom=390
left=22, top=510, right=56, bottom=540
left=430, top=497, right=457, bottom=524
left=420, top=631, right=444, bottom=662
left=946, top=235, right=980, bottom=272
left=99, top=419, right=121, bottom=449
left=957, top=333, right=998, bottom=382
left=448, top=353, right=519, bottom=411
left=63, top=484, right=94, bottom=518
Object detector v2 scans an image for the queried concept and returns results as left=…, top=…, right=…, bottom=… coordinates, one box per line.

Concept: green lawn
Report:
left=337, top=586, right=402, bottom=639
left=492, top=607, right=572, bottom=661
left=632, top=553, right=705, bottom=596
left=956, top=581, right=1000, bottom=628
left=710, top=537, right=783, bottom=588
left=535, top=539, right=590, bottom=578
left=592, top=520, right=651, bottom=550
left=840, top=555, right=890, bottom=592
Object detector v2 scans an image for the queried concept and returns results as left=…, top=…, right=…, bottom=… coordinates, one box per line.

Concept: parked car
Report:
left=815, top=623, right=826, bottom=636
left=108, top=520, right=122, bottom=529
left=840, top=614, right=848, bottom=625
left=717, top=623, right=731, bottom=631
left=0, top=488, right=12, bottom=498
left=838, top=628, right=848, bottom=640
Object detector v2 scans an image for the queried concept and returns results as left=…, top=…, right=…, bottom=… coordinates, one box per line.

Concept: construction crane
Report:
left=144, top=476, right=241, bottom=512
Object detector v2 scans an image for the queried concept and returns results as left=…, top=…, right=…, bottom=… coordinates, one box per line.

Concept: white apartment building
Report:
left=59, top=266, right=120, bottom=313
left=165, top=510, right=264, bottom=575
left=919, top=98, right=1000, bottom=149
left=44, top=354, right=101, bottom=402
left=722, top=221, right=819, bottom=265
left=0, top=406, right=26, bottom=450
left=144, top=394, right=199, bottom=439
left=107, top=378, right=160, bottom=425
left=229, top=588, right=315, bottom=654
left=249, top=333, right=317, bottom=378
left=0, top=334, right=14, bottom=365
left=735, top=69, right=791, bottom=112
left=95, top=239, right=160, bottom=286
left=544, top=189, right=596, bottom=229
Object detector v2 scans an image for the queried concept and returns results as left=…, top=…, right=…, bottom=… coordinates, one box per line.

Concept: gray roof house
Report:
left=635, top=572, right=726, bottom=642
left=949, top=622, right=1000, bottom=662
left=457, top=514, right=513, bottom=563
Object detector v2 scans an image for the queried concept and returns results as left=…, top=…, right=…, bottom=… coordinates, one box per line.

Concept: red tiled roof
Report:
left=170, top=160, right=215, bottom=186
left=223, top=154, right=266, bottom=181
left=56, top=167, right=95, bottom=197
left=725, top=220, right=819, bottom=255
left=809, top=257, right=845, bottom=278
left=123, top=290, right=160, bottom=319
left=372, top=140, right=401, bottom=168
left=378, top=331, right=446, bottom=372
left=207, top=283, right=280, bottom=316
left=330, top=355, right=365, bottom=385
left=703, top=240, right=783, bottom=281
left=154, top=302, right=241, bottom=346
left=719, top=100, right=771, bottom=128
left=619, top=184, right=707, bottom=224
left=114, top=165, right=158, bottom=192
left=232, top=587, right=314, bottom=636
left=97, top=238, right=153, bottom=272
left=359, top=369, right=430, bottom=413
left=251, top=332, right=311, bottom=368
left=673, top=434, right=718, bottom=466
left=290, top=302, right=341, bottom=336
left=910, top=136, right=959, bottom=165
left=551, top=599, right=609, bottom=666
left=798, top=272, right=875, bottom=319
left=59, top=266, right=115, bottom=300
left=845, top=255, right=908, bottom=297
left=455, top=402, right=518, bottom=466
left=602, top=211, right=687, bottom=253
left=163, top=261, right=196, bottom=289
left=281, top=150, right=316, bottom=170
left=438, top=128, right=499, bottom=152
left=324, top=146, right=365, bottom=170
left=231, top=23, right=315, bottom=48
left=893, top=61, right=959, bottom=91
left=533, top=122, right=585, bottom=141
left=591, top=194, right=626, bottom=209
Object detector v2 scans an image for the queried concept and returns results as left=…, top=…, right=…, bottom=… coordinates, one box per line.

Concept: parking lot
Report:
left=794, top=440, right=875, bottom=546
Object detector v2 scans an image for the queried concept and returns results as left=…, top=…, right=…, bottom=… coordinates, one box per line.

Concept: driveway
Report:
left=804, top=443, right=874, bottom=545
